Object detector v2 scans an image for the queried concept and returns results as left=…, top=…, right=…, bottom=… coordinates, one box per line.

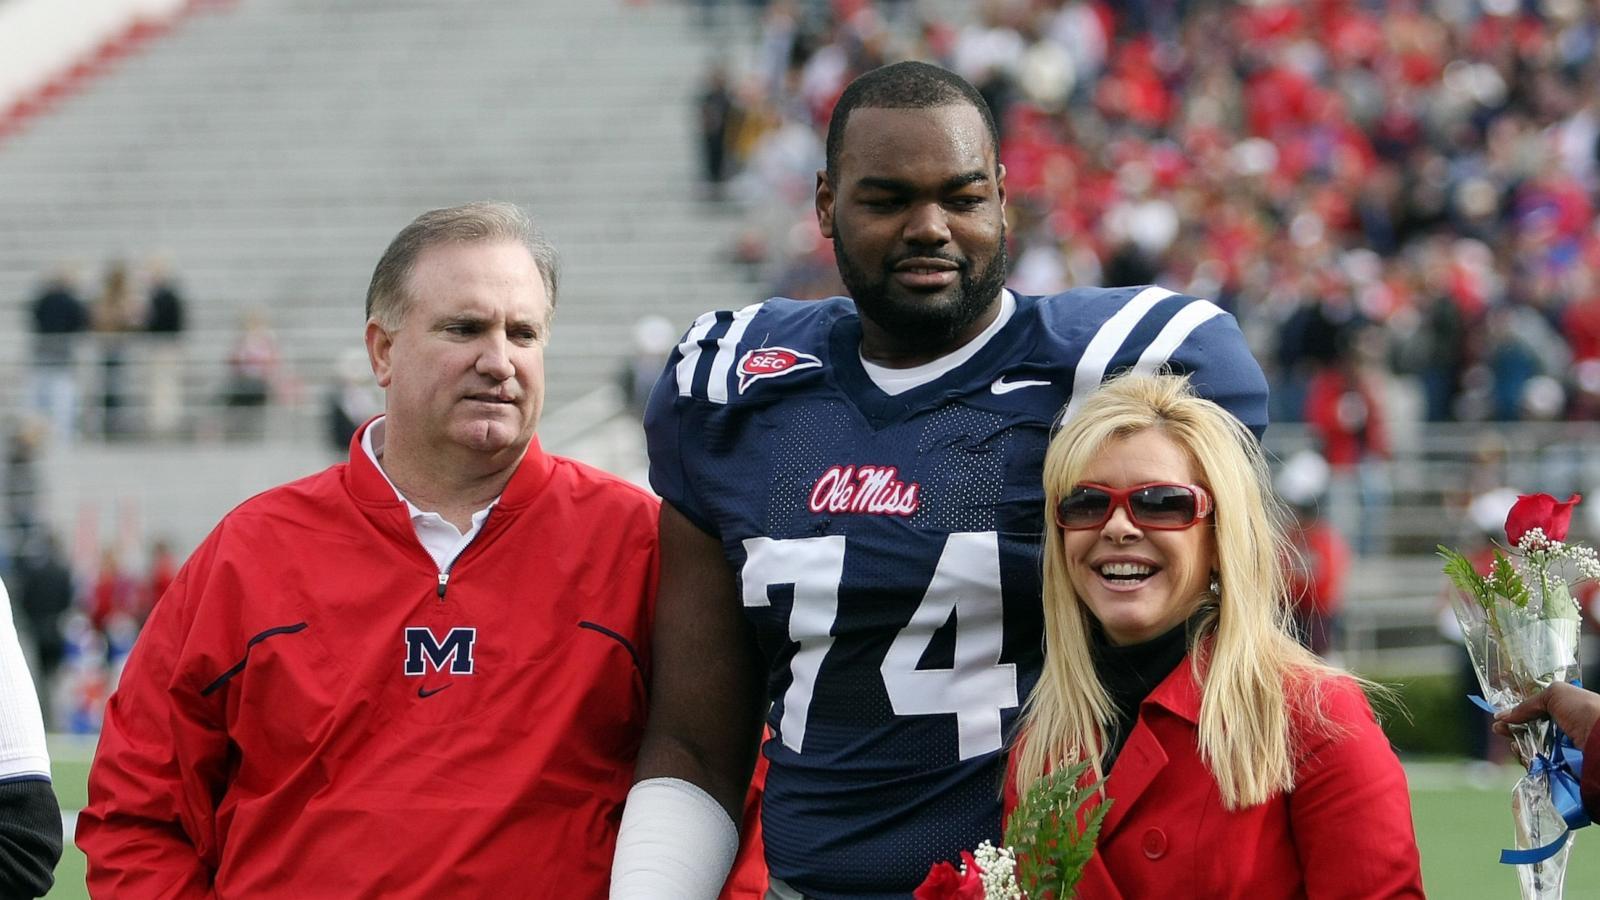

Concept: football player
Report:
left=611, top=61, right=1268, bottom=899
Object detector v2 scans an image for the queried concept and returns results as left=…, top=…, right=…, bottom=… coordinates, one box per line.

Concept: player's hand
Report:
left=1493, top=682, right=1600, bottom=746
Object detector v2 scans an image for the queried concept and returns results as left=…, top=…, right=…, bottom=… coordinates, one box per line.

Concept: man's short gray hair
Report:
left=365, top=201, right=560, bottom=330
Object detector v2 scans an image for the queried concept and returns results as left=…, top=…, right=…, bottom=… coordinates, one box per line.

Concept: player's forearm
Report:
left=0, top=779, right=61, bottom=898
left=632, top=725, right=757, bottom=823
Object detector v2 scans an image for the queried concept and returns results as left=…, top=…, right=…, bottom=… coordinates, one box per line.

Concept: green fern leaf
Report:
left=1489, top=549, right=1531, bottom=608
left=1438, top=546, right=1491, bottom=611
left=1003, top=759, right=1111, bottom=900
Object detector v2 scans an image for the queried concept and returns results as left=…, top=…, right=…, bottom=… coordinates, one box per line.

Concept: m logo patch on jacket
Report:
left=403, top=626, right=477, bottom=675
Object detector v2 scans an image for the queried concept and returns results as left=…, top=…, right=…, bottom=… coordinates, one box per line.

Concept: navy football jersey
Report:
left=644, top=286, right=1267, bottom=898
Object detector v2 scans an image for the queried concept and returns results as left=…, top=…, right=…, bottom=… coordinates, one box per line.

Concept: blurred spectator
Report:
left=27, top=268, right=89, bottom=444
left=143, top=258, right=188, bottom=439
left=698, top=64, right=737, bottom=199
left=14, top=534, right=73, bottom=706
left=1482, top=302, right=1569, bottom=421
left=1278, top=450, right=1351, bottom=661
left=2, top=421, right=46, bottom=566
left=141, top=539, right=177, bottom=626
left=1390, top=241, right=1470, bottom=422
left=87, top=547, right=135, bottom=639
left=55, top=612, right=111, bottom=735
left=621, top=314, right=679, bottom=416
left=324, top=347, right=382, bottom=454
left=1304, top=324, right=1391, bottom=555
left=1273, top=289, right=1347, bottom=423
left=223, top=310, right=282, bottom=439
left=92, top=262, right=140, bottom=440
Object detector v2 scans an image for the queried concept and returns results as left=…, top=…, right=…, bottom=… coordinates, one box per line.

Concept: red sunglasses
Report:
left=1055, top=482, right=1214, bottom=531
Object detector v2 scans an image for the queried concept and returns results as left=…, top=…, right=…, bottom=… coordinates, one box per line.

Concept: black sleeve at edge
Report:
left=0, top=779, right=62, bottom=898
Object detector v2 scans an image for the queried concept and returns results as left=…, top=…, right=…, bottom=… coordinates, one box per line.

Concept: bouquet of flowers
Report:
left=1440, top=492, right=1599, bottom=900
left=913, top=760, right=1109, bottom=900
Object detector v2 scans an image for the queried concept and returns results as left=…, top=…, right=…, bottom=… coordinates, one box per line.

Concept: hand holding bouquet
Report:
left=1440, top=492, right=1599, bottom=899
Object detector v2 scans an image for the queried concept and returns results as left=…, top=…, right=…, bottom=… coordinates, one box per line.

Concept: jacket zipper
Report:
left=435, top=509, right=493, bottom=603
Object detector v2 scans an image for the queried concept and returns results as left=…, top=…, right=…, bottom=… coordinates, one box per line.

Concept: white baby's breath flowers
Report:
left=1569, top=545, right=1600, bottom=582
left=1517, top=528, right=1550, bottom=553
left=970, top=841, right=1022, bottom=899
left=1515, top=528, right=1600, bottom=585
left=1506, top=526, right=1600, bottom=620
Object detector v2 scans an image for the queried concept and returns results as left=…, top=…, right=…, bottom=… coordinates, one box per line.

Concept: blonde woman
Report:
left=1007, top=373, right=1423, bottom=898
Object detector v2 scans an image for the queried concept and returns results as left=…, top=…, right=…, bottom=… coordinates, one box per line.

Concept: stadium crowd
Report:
left=704, top=0, right=1600, bottom=432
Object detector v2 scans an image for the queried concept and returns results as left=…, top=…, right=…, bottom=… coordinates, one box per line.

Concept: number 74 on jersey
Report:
left=741, top=531, right=1019, bottom=761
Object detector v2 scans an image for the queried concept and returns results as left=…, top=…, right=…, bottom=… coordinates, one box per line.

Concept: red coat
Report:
left=1007, top=660, right=1423, bottom=898
left=79, top=426, right=680, bottom=897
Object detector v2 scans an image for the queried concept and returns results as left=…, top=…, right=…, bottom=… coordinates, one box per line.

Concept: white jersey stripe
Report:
left=704, top=303, right=763, bottom=405
left=674, top=310, right=724, bottom=399
left=1132, top=299, right=1225, bottom=377
left=1062, top=285, right=1175, bottom=422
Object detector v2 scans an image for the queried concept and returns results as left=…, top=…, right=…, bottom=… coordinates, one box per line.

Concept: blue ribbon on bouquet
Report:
left=1469, top=693, right=1591, bottom=864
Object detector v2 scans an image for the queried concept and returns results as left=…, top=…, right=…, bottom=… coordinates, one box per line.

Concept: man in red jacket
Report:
left=76, top=203, right=755, bottom=897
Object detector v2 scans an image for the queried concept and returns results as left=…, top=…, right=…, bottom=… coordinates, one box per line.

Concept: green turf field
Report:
left=1406, top=762, right=1600, bottom=899
left=37, top=750, right=1600, bottom=898
left=46, top=741, right=88, bottom=900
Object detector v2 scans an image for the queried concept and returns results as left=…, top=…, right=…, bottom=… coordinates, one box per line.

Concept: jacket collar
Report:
left=1097, top=649, right=1204, bottom=841
left=1141, top=647, right=1203, bottom=725
left=344, top=416, right=553, bottom=511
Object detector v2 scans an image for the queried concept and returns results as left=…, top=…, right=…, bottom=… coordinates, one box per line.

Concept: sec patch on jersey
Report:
left=738, top=347, right=822, bottom=393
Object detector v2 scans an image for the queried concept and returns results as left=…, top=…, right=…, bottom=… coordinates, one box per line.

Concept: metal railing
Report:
left=3, top=329, right=340, bottom=445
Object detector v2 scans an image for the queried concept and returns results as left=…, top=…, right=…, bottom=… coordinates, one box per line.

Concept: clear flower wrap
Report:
left=1443, top=495, right=1598, bottom=900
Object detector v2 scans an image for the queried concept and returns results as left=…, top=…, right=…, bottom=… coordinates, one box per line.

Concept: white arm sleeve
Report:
left=0, top=580, right=50, bottom=783
left=610, top=777, right=740, bottom=900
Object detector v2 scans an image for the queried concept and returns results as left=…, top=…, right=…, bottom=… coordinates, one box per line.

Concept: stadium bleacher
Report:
left=0, top=0, right=761, bottom=551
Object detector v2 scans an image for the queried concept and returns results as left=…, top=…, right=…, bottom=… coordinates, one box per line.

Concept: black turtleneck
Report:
left=1091, top=618, right=1192, bottom=771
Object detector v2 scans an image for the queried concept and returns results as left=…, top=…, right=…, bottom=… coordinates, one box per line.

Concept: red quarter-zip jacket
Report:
left=79, top=423, right=661, bottom=898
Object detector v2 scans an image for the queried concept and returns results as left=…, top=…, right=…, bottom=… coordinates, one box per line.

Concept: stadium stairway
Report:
left=0, top=0, right=760, bottom=551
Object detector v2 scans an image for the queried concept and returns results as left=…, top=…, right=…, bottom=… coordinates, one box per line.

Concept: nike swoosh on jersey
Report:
left=417, top=684, right=451, bottom=698
left=990, top=376, right=1052, bottom=395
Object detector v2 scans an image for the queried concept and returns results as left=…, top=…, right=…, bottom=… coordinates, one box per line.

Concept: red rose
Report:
left=912, top=853, right=988, bottom=900
left=913, top=861, right=963, bottom=900
left=1506, top=493, right=1582, bottom=546
left=955, top=851, right=987, bottom=899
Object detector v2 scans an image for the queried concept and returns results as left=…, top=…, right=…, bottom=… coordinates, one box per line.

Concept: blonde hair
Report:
left=1014, top=372, right=1341, bottom=810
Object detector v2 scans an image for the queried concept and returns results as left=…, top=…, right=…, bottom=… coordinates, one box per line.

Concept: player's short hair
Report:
left=365, top=201, right=560, bottom=330
left=824, top=61, right=1000, bottom=179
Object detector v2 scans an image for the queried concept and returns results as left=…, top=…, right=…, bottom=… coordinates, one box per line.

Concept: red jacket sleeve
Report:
left=1290, top=678, right=1424, bottom=898
left=77, top=542, right=228, bottom=899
